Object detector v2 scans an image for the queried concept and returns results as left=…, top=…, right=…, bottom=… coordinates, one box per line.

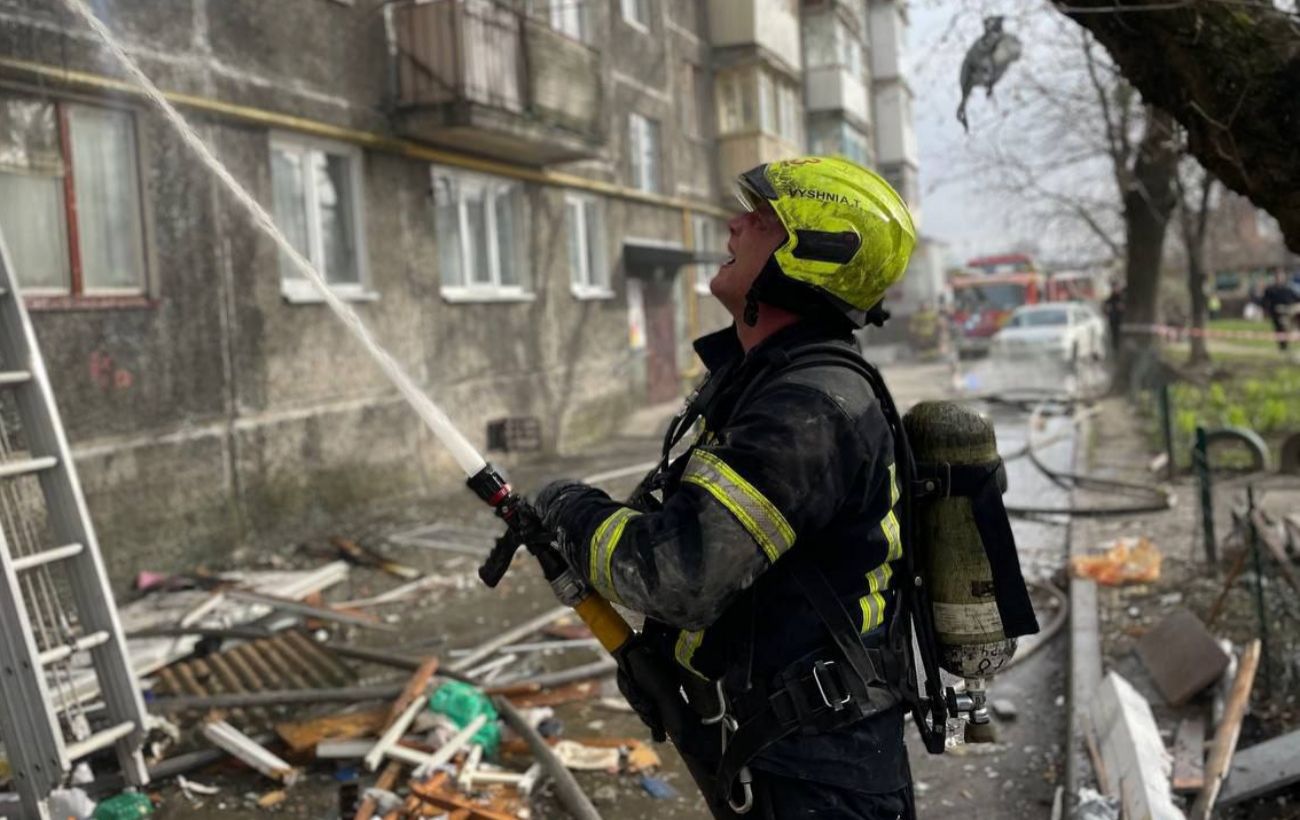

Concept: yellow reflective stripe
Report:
left=882, top=509, right=903, bottom=562
left=859, top=562, right=893, bottom=633
left=861, top=466, right=903, bottom=632
left=588, top=508, right=639, bottom=604
left=674, top=628, right=709, bottom=680
left=681, top=449, right=795, bottom=562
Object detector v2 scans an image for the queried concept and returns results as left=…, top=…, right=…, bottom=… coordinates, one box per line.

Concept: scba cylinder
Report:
left=902, top=400, right=1017, bottom=738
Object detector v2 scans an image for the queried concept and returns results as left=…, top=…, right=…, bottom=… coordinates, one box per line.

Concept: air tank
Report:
left=903, top=400, right=1017, bottom=743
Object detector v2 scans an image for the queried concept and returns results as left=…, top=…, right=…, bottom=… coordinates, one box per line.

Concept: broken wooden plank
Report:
left=354, top=760, right=402, bottom=820
left=275, top=706, right=388, bottom=754
left=1190, top=639, right=1262, bottom=820
left=1250, top=510, right=1300, bottom=595
left=1090, top=671, right=1186, bottom=820
left=1135, top=608, right=1230, bottom=706
left=384, top=657, right=439, bottom=728
left=1217, top=728, right=1300, bottom=806
left=1170, top=717, right=1206, bottom=794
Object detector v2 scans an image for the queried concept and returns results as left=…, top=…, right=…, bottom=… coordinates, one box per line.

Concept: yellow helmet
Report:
left=737, top=156, right=916, bottom=327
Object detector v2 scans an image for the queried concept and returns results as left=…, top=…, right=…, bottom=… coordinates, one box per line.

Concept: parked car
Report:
left=990, top=303, right=1107, bottom=362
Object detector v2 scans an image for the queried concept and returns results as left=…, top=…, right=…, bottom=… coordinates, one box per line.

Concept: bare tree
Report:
left=953, top=19, right=1178, bottom=373
left=1052, top=0, right=1300, bottom=254
left=1173, top=160, right=1216, bottom=365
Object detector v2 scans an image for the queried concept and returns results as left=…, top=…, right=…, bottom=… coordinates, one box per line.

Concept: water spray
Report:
left=57, top=0, right=637, bottom=650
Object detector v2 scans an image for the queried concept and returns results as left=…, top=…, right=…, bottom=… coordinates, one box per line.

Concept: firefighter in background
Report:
left=536, top=157, right=916, bottom=818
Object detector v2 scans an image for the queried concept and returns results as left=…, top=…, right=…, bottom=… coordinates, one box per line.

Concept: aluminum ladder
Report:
left=0, top=234, right=147, bottom=818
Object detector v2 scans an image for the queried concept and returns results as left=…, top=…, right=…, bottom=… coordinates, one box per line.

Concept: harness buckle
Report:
left=698, top=679, right=728, bottom=726
left=812, top=660, right=851, bottom=711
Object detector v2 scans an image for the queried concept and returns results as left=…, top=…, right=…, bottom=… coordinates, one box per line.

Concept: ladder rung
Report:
left=38, top=630, right=110, bottom=666
left=0, top=455, right=57, bottom=479
left=0, top=370, right=31, bottom=386
left=0, top=454, right=57, bottom=480
left=11, top=542, right=84, bottom=572
left=64, top=720, right=136, bottom=761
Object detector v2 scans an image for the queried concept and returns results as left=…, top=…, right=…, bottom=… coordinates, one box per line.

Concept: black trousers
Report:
left=681, top=746, right=916, bottom=820
left=1272, top=314, right=1290, bottom=351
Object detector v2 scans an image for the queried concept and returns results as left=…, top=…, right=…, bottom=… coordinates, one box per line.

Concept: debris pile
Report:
left=15, top=530, right=664, bottom=818
left=1080, top=488, right=1300, bottom=819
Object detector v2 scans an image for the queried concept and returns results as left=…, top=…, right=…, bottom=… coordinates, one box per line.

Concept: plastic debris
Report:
left=553, top=740, right=620, bottom=771
left=48, top=788, right=96, bottom=819
left=92, top=791, right=153, bottom=819
left=428, top=680, right=501, bottom=756
left=1070, top=537, right=1162, bottom=585
left=639, top=774, right=679, bottom=800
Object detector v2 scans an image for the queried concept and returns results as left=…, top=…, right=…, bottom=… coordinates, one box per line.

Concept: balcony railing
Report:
left=395, top=0, right=604, bottom=164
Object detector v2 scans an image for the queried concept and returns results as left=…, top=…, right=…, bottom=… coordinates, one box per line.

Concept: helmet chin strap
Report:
left=743, top=291, right=760, bottom=327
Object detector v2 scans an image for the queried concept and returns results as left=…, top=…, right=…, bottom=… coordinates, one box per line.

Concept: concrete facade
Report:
left=0, top=0, right=914, bottom=586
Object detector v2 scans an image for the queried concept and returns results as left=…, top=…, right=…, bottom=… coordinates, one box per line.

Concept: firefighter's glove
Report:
left=617, top=637, right=668, bottom=743
left=534, top=479, right=602, bottom=566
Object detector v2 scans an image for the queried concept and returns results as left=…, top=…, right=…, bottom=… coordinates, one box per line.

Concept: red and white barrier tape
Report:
left=1123, top=323, right=1300, bottom=342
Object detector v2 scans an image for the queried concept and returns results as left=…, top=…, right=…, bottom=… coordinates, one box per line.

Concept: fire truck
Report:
left=950, top=254, right=1045, bottom=355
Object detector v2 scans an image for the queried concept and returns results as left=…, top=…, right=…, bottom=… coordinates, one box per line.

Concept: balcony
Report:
left=803, top=66, right=870, bottom=126
left=394, top=0, right=604, bottom=165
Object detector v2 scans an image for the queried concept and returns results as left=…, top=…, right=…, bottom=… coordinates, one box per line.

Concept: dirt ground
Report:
left=1071, top=395, right=1300, bottom=819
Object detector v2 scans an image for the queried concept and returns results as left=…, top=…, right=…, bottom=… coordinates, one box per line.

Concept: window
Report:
left=532, top=0, right=582, bottom=40
left=620, top=0, right=649, bottom=28
left=628, top=113, right=661, bottom=194
left=566, top=195, right=609, bottom=297
left=270, top=135, right=368, bottom=301
left=432, top=166, right=528, bottom=298
left=777, top=82, right=802, bottom=145
left=715, top=69, right=756, bottom=135
left=715, top=67, right=800, bottom=144
left=0, top=95, right=148, bottom=298
left=692, top=214, right=720, bottom=295
left=678, top=63, right=710, bottom=139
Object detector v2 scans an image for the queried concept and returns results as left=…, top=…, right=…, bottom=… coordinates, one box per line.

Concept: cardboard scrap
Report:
left=1135, top=609, right=1229, bottom=706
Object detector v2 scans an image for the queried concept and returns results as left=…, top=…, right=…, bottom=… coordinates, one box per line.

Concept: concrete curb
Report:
left=1065, top=408, right=1104, bottom=808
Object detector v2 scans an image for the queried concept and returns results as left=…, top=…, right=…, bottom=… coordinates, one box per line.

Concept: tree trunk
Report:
left=1186, top=243, right=1210, bottom=365
left=1119, top=108, right=1179, bottom=379
left=1052, top=0, right=1300, bottom=254
left=1181, top=174, right=1215, bottom=366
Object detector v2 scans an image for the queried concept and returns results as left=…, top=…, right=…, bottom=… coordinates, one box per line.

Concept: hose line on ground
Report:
left=982, top=391, right=1176, bottom=518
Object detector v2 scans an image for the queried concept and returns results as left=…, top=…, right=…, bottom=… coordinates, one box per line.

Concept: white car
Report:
left=990, top=303, right=1107, bottom=362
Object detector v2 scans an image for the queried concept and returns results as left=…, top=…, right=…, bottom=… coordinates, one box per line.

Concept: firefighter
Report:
left=536, top=157, right=917, bottom=819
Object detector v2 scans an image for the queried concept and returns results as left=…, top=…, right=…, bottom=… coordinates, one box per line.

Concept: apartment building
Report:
left=0, top=0, right=916, bottom=584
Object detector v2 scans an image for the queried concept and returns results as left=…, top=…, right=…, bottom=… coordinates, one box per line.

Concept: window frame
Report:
left=269, top=132, right=373, bottom=304
left=0, top=94, right=156, bottom=310
left=620, top=0, right=650, bottom=30
left=565, top=193, right=612, bottom=300
left=627, top=113, right=661, bottom=194
left=433, top=166, right=532, bottom=302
